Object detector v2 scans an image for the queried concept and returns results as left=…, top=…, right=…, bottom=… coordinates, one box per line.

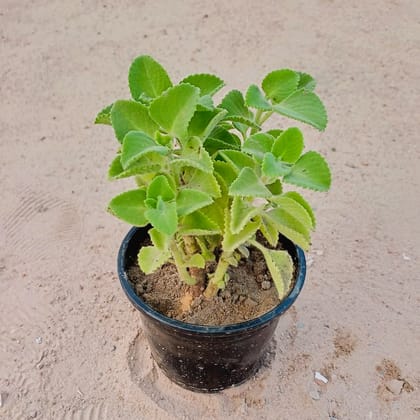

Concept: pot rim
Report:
left=118, top=227, right=306, bottom=334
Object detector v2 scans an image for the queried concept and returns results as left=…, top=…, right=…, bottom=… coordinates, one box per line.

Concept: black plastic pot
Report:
left=118, top=227, right=306, bottom=392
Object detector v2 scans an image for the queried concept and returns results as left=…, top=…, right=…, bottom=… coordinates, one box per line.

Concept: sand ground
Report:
left=1, top=1, right=419, bottom=419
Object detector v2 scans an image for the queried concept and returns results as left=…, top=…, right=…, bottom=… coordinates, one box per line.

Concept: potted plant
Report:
left=95, top=55, right=331, bottom=392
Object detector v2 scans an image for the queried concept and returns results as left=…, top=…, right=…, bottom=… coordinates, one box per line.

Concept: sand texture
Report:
left=1, top=1, right=419, bottom=419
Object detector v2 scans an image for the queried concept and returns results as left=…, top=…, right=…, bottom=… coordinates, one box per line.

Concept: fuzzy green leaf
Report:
left=204, top=127, right=241, bottom=155
left=271, top=196, right=313, bottom=233
left=218, top=150, right=256, bottom=173
left=129, top=55, right=172, bottom=101
left=264, top=196, right=313, bottom=251
left=149, top=83, right=200, bottom=140
left=95, top=104, right=113, bottom=125
left=259, top=216, right=279, bottom=247
left=250, top=241, right=294, bottom=299
left=262, top=69, right=299, bottom=103
left=144, top=197, right=177, bottom=235
left=138, top=245, right=171, bottom=274
left=223, top=210, right=260, bottom=253
left=108, top=189, right=148, bottom=226
left=267, top=179, right=283, bottom=195
left=271, top=127, right=304, bottom=163
left=111, top=100, right=159, bottom=142
left=297, top=72, right=316, bottom=91
left=181, top=73, right=225, bottom=96
left=242, top=133, right=275, bottom=161
left=121, top=131, right=168, bottom=169
left=273, top=90, right=327, bottom=131
left=223, top=115, right=260, bottom=130
left=197, top=95, right=215, bottom=111
left=262, top=153, right=292, bottom=178
left=213, top=161, right=238, bottom=189
left=283, top=191, right=316, bottom=228
left=220, top=90, right=252, bottom=119
left=245, top=85, right=272, bottom=111
left=229, top=167, right=271, bottom=198
left=188, top=108, right=228, bottom=140
left=230, top=197, right=260, bottom=234
left=149, top=228, right=171, bottom=251
left=171, top=145, right=213, bottom=173
left=176, top=189, right=213, bottom=216
left=283, top=151, right=331, bottom=191
left=182, top=168, right=221, bottom=198
left=109, top=155, right=161, bottom=180
left=180, top=210, right=221, bottom=235
left=147, top=175, right=176, bottom=201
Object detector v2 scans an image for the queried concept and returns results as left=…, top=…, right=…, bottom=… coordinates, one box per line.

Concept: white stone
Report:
left=386, top=379, right=404, bottom=395
left=315, top=371, right=328, bottom=383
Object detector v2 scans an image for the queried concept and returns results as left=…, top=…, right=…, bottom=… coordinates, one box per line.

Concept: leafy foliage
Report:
left=96, top=55, right=332, bottom=301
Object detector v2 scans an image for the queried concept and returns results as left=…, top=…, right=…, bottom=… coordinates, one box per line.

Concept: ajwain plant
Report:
left=95, top=55, right=331, bottom=300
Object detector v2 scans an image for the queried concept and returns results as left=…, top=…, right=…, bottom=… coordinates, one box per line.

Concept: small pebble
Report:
left=0, top=392, right=5, bottom=407
left=314, top=371, right=328, bottom=384
left=238, top=295, right=246, bottom=303
left=402, top=253, right=411, bottom=261
left=261, top=281, right=271, bottom=290
left=35, top=337, right=42, bottom=345
left=309, top=389, right=320, bottom=400
left=386, top=379, right=405, bottom=395
left=245, top=297, right=258, bottom=307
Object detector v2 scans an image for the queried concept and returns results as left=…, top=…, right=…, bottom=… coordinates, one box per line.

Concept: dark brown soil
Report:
left=127, top=239, right=296, bottom=326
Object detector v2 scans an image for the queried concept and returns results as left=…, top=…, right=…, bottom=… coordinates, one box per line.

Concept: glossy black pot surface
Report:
left=118, top=227, right=306, bottom=392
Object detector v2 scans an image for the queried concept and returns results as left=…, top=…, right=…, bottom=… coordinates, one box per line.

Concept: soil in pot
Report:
left=127, top=236, right=296, bottom=326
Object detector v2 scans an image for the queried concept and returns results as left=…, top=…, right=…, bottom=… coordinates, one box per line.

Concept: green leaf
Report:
left=230, top=197, right=260, bottom=234
left=95, top=104, right=113, bottom=125
left=181, top=73, right=225, bottom=96
left=229, top=167, right=271, bottom=198
left=138, top=245, right=171, bottom=274
left=149, top=228, right=171, bottom=251
left=267, top=179, right=283, bottom=195
left=178, top=253, right=206, bottom=269
left=108, top=189, right=148, bottom=226
left=149, top=83, right=200, bottom=140
left=197, top=95, right=215, bottom=111
left=218, top=150, right=256, bottom=173
left=271, top=127, right=304, bottom=163
left=273, top=90, right=327, bottom=131
left=171, top=145, right=213, bottom=173
left=262, top=69, right=299, bottom=103
left=259, top=216, right=279, bottom=247
left=271, top=195, right=313, bottom=234
left=121, top=131, right=168, bottom=169
left=266, top=129, right=283, bottom=138
left=264, top=196, right=313, bottom=251
left=213, top=161, right=238, bottom=189
left=176, top=189, right=213, bottom=216
left=297, top=72, right=316, bottom=91
left=222, top=115, right=260, bottom=130
left=182, top=168, right=221, bottom=198
left=128, top=55, right=172, bottom=100
left=188, top=108, right=228, bottom=140
left=250, top=240, right=294, bottom=299
left=111, top=100, right=159, bottom=142
left=110, top=153, right=165, bottom=179
left=108, top=155, right=123, bottom=179
left=180, top=210, right=221, bottom=235
left=262, top=153, right=292, bottom=178
left=242, top=133, right=275, bottom=161
left=145, top=197, right=177, bottom=235
left=220, top=89, right=252, bottom=119
left=147, top=175, right=176, bottom=201
left=223, top=210, right=260, bottom=253
left=283, top=151, right=331, bottom=191
left=283, top=191, right=316, bottom=228
left=245, top=85, right=272, bottom=111
left=204, top=127, right=241, bottom=155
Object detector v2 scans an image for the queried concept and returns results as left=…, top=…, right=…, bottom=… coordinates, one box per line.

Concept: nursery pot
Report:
left=118, top=227, right=306, bottom=392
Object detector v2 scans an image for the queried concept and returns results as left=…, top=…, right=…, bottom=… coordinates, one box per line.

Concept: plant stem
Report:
left=259, top=111, right=273, bottom=125
left=183, top=236, right=206, bottom=295
left=203, top=252, right=231, bottom=298
left=170, top=241, right=196, bottom=285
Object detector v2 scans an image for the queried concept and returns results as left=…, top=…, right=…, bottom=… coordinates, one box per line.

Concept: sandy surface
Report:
left=1, top=0, right=419, bottom=419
